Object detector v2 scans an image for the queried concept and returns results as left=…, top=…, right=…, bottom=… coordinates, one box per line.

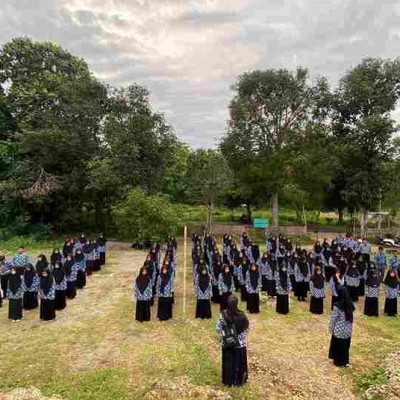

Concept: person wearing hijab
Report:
left=194, top=267, right=212, bottom=319
left=328, top=286, right=355, bottom=368
left=53, top=261, right=67, bottom=310
left=322, top=245, right=335, bottom=283
left=134, top=267, right=152, bottom=322
left=211, top=260, right=222, bottom=304
left=275, top=262, right=290, bottom=314
left=364, top=269, right=380, bottom=317
left=286, top=252, right=296, bottom=296
left=35, top=254, right=49, bottom=276
left=97, top=234, right=107, bottom=266
left=156, top=264, right=174, bottom=321
left=83, top=240, right=94, bottom=276
left=344, top=261, right=361, bottom=302
left=39, top=270, right=56, bottom=321
left=383, top=268, right=400, bottom=317
left=64, top=255, right=78, bottom=300
left=21, top=264, right=39, bottom=310
left=92, top=241, right=101, bottom=272
left=218, top=264, right=235, bottom=311
left=50, top=248, right=62, bottom=269
left=0, top=255, right=11, bottom=300
left=238, top=258, right=249, bottom=303
left=245, top=263, right=261, bottom=314
left=7, top=267, right=24, bottom=322
left=62, top=239, right=74, bottom=260
left=330, top=269, right=345, bottom=310
left=313, top=241, right=323, bottom=263
left=309, top=266, right=325, bottom=314
left=216, top=295, right=250, bottom=387
left=74, top=249, right=86, bottom=289
left=295, top=256, right=309, bottom=302
left=79, top=233, right=87, bottom=245
left=258, top=252, right=269, bottom=293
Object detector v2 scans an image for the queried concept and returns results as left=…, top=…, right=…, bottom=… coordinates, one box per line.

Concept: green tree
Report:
left=221, top=68, right=328, bottom=227
left=186, top=149, right=232, bottom=233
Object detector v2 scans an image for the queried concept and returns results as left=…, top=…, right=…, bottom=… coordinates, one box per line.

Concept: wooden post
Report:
left=183, top=225, right=187, bottom=318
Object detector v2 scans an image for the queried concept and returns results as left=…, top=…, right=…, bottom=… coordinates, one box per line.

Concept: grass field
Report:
left=0, top=239, right=399, bottom=400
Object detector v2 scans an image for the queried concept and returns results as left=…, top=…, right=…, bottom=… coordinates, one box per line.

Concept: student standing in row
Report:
left=194, top=267, right=212, bottom=319
left=309, top=266, right=325, bottom=314
left=384, top=268, right=399, bottom=317
left=22, top=264, right=39, bottom=310
left=156, top=265, right=174, bottom=321
left=364, top=269, right=380, bottom=317
left=39, top=270, right=56, bottom=321
left=135, top=267, right=152, bottom=322
left=275, top=264, right=290, bottom=315
left=8, top=267, right=24, bottom=322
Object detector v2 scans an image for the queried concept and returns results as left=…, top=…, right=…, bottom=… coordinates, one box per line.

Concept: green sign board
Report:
left=253, top=218, right=269, bottom=229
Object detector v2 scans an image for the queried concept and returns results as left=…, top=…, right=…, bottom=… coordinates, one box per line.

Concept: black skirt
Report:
left=100, top=252, right=106, bottom=266
left=55, top=290, right=67, bottom=310
left=76, top=270, right=86, bottom=289
left=324, top=266, right=335, bottom=283
left=211, top=286, right=221, bottom=303
left=92, top=259, right=101, bottom=272
left=364, top=297, right=378, bottom=317
left=331, top=295, right=339, bottom=310
left=247, top=293, right=260, bottom=314
left=86, top=261, right=93, bottom=276
left=265, top=280, right=276, bottom=297
left=222, top=346, right=248, bottom=387
left=40, top=299, right=56, bottom=321
left=384, top=298, right=397, bottom=316
left=240, top=286, right=247, bottom=302
left=136, top=300, right=151, bottom=322
left=23, top=291, right=38, bottom=310
left=66, top=281, right=77, bottom=299
left=296, top=282, right=308, bottom=299
left=329, top=335, right=351, bottom=367
left=310, top=296, right=323, bottom=314
left=157, top=297, right=172, bottom=321
left=347, top=286, right=359, bottom=302
left=220, top=291, right=232, bottom=311
left=1, top=276, right=9, bottom=298
left=261, top=276, right=268, bottom=292
left=195, top=299, right=212, bottom=319
left=233, top=275, right=241, bottom=291
left=9, top=298, right=23, bottom=320
left=276, top=294, right=289, bottom=314
left=358, top=278, right=365, bottom=296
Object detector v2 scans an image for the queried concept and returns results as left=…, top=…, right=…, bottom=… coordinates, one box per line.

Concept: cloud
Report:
left=1, top=0, right=400, bottom=147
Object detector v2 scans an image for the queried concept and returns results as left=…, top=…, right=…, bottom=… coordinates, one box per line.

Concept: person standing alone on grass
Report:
left=216, top=295, right=250, bottom=387
left=328, top=286, right=355, bottom=368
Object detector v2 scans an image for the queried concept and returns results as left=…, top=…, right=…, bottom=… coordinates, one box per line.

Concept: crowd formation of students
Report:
left=0, top=234, right=106, bottom=322
left=188, top=232, right=400, bottom=319
left=133, top=237, right=178, bottom=322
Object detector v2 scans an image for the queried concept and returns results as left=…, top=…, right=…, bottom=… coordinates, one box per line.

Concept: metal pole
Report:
left=183, top=225, right=187, bottom=318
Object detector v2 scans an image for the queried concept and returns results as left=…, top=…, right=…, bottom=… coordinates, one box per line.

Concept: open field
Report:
left=0, top=240, right=400, bottom=400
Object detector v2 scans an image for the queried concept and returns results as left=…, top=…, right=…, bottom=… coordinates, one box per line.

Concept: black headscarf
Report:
left=224, top=295, right=249, bottom=334
left=310, top=269, right=324, bottom=289
left=74, top=251, right=84, bottom=262
left=384, top=270, right=400, bottom=289
left=198, top=269, right=210, bottom=292
left=8, top=271, right=21, bottom=294
left=366, top=270, right=380, bottom=287
left=222, top=268, right=233, bottom=288
left=23, top=264, right=36, bottom=288
left=299, top=260, right=308, bottom=277
left=335, top=286, right=355, bottom=322
left=36, top=255, right=49, bottom=275
left=50, top=249, right=61, bottom=264
left=64, top=258, right=73, bottom=278
left=249, top=265, right=259, bottom=290
left=40, top=273, right=54, bottom=296
left=136, top=267, right=151, bottom=294
left=53, top=262, right=65, bottom=284
left=240, top=260, right=249, bottom=280
left=346, top=263, right=360, bottom=278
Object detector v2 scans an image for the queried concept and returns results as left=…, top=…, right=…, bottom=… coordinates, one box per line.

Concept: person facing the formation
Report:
left=295, top=256, right=309, bottom=302
left=328, top=286, right=355, bottom=368
left=135, top=266, right=152, bottom=322
left=53, top=261, right=67, bottom=310
left=194, top=266, right=212, bottom=319
left=383, top=267, right=399, bottom=317
left=218, top=264, right=235, bottom=311
left=309, top=266, right=325, bottom=314
left=22, top=263, right=39, bottom=310
left=216, top=295, right=250, bottom=387
left=156, top=264, right=174, bottom=321
left=245, top=262, right=261, bottom=314
left=364, top=269, right=380, bottom=317
left=275, top=262, right=290, bottom=315
left=7, top=267, right=24, bottom=322
left=331, top=269, right=345, bottom=309
left=12, top=247, right=30, bottom=272
left=39, top=270, right=56, bottom=321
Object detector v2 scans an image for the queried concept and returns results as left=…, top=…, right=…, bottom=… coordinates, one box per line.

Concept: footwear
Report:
left=344, top=364, right=350, bottom=368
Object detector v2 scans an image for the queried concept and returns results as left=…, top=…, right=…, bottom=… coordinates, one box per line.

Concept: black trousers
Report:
left=1, top=276, right=9, bottom=298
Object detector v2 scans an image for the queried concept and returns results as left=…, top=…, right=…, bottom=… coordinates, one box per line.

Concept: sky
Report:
left=1, top=0, right=400, bottom=148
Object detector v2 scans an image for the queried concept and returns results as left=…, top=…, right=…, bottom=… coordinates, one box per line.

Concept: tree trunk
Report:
left=338, top=208, right=344, bottom=225
left=206, top=201, right=213, bottom=234
left=295, top=206, right=302, bottom=224
left=359, top=208, right=369, bottom=238
left=272, top=192, right=279, bottom=227
left=246, top=203, right=252, bottom=224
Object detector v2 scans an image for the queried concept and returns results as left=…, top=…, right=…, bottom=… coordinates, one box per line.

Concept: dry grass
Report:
left=0, top=240, right=399, bottom=400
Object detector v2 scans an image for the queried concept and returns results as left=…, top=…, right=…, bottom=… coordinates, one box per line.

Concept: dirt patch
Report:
left=0, top=388, right=64, bottom=400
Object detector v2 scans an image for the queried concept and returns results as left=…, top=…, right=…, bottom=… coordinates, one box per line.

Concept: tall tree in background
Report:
left=331, top=58, right=400, bottom=236
left=186, top=149, right=232, bottom=233
left=221, top=68, right=329, bottom=228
